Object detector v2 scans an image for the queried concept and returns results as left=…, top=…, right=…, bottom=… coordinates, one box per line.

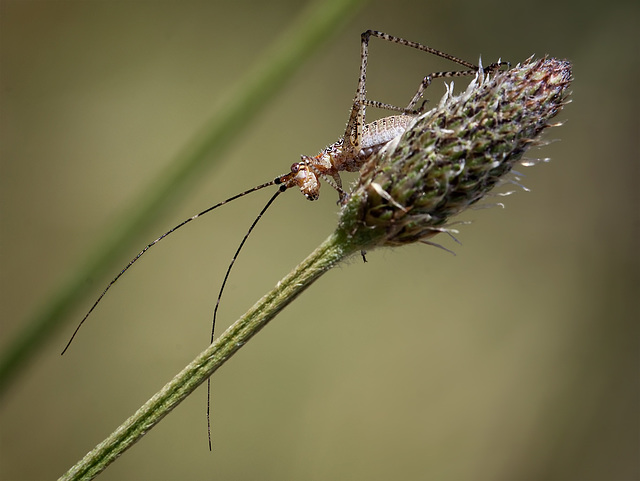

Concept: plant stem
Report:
left=58, top=231, right=357, bottom=481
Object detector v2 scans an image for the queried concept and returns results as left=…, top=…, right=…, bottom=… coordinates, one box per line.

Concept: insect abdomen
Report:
left=361, top=115, right=415, bottom=149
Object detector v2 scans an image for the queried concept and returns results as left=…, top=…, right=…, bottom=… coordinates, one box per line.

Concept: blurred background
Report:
left=1, top=0, right=637, bottom=479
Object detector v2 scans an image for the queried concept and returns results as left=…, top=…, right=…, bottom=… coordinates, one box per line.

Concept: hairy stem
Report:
left=58, top=231, right=358, bottom=481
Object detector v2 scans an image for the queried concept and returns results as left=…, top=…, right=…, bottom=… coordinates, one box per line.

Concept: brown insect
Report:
left=60, top=30, right=506, bottom=448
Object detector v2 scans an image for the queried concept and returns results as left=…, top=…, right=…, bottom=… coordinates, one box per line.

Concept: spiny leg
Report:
left=405, top=60, right=511, bottom=112
left=364, top=30, right=477, bottom=70
left=345, top=30, right=495, bottom=150
left=404, top=69, right=477, bottom=112
left=360, top=67, right=480, bottom=116
left=362, top=64, right=510, bottom=115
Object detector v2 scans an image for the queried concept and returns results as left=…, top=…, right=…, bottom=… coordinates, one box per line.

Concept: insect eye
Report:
left=290, top=163, right=300, bottom=173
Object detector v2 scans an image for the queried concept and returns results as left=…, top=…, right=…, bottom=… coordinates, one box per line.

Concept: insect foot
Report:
left=336, top=57, right=572, bottom=251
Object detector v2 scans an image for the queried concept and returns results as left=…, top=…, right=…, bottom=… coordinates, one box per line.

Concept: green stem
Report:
left=0, top=0, right=368, bottom=396
left=58, top=231, right=358, bottom=481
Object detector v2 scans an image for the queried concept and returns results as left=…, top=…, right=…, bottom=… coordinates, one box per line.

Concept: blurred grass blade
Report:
left=0, top=0, right=368, bottom=396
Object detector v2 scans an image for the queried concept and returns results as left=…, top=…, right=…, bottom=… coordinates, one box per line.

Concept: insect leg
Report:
left=364, top=30, right=478, bottom=70
left=345, top=30, right=483, bottom=152
left=342, top=31, right=371, bottom=152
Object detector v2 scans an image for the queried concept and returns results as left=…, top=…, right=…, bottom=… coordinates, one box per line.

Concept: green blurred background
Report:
left=1, top=0, right=638, bottom=479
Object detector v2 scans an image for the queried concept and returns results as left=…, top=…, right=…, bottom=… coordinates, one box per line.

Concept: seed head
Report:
left=338, top=57, right=572, bottom=249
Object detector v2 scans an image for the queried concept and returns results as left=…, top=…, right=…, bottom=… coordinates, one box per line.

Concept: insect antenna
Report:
left=61, top=179, right=281, bottom=355
left=206, top=185, right=286, bottom=450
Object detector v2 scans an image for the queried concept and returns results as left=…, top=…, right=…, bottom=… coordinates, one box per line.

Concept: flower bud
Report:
left=338, top=57, right=572, bottom=249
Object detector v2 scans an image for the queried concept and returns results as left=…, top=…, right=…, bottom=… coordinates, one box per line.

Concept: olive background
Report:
left=1, top=0, right=637, bottom=480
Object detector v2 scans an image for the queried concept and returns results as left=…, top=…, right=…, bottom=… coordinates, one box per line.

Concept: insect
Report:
left=61, top=30, right=506, bottom=447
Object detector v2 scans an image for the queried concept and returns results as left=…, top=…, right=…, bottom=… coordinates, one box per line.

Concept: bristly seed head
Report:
left=337, top=57, right=573, bottom=249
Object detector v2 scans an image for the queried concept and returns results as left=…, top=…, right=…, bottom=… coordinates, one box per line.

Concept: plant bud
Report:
left=338, top=57, right=572, bottom=249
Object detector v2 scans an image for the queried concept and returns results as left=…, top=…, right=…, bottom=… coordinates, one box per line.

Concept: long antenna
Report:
left=61, top=179, right=280, bottom=355
left=206, top=185, right=286, bottom=450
